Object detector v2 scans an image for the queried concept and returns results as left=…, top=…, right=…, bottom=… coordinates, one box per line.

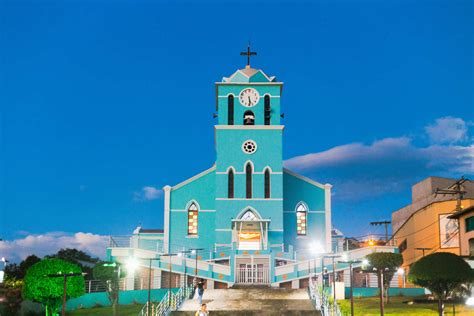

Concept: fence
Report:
left=84, top=276, right=163, bottom=293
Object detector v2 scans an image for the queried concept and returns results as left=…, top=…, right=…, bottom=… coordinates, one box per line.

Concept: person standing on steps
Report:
left=196, top=279, right=205, bottom=305
left=195, top=303, right=209, bottom=316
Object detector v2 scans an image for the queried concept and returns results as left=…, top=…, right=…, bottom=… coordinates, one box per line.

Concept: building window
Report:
left=264, top=169, right=270, bottom=199
left=466, top=216, right=474, bottom=233
left=228, top=169, right=234, bottom=198
left=264, top=95, right=271, bottom=125
left=296, top=203, right=307, bottom=236
left=241, top=210, right=259, bottom=221
left=228, top=95, right=234, bottom=125
left=187, top=203, right=198, bottom=235
left=469, top=238, right=474, bottom=257
left=243, top=110, right=255, bottom=125
left=398, top=239, right=407, bottom=253
left=246, top=163, right=252, bottom=199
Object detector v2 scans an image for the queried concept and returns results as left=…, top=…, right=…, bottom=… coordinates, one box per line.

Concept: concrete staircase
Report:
left=171, top=288, right=320, bottom=315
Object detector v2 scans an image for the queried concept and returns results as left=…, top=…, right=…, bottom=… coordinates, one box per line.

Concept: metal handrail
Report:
left=308, top=277, right=343, bottom=316
left=138, top=285, right=193, bottom=316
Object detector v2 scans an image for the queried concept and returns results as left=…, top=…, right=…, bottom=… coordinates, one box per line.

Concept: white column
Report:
left=291, top=279, right=299, bottom=289
left=207, top=279, right=215, bottom=289
left=154, top=269, right=162, bottom=289
left=324, top=184, right=333, bottom=253
left=163, top=185, right=171, bottom=253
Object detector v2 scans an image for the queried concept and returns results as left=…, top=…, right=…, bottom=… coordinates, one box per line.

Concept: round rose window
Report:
left=242, top=140, right=257, bottom=154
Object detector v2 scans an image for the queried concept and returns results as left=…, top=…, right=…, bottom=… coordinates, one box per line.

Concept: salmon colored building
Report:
left=391, top=177, right=474, bottom=271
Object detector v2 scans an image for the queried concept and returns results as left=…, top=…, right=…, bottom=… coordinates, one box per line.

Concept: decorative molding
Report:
left=215, top=228, right=232, bottom=232
left=283, top=168, right=326, bottom=189
left=218, top=95, right=280, bottom=98
left=215, top=125, right=284, bottom=130
left=171, top=166, right=216, bottom=190
left=170, top=209, right=215, bottom=213
left=216, top=171, right=282, bottom=175
left=216, top=198, right=283, bottom=201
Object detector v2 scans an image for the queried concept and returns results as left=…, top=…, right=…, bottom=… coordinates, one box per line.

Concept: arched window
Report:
left=246, top=163, right=253, bottom=198
left=241, top=209, right=259, bottom=221
left=264, top=95, right=271, bottom=125
left=228, top=169, right=234, bottom=198
left=187, top=203, right=198, bottom=235
left=243, top=110, right=255, bottom=125
left=228, top=95, right=234, bottom=125
left=296, top=203, right=308, bottom=236
left=264, top=169, right=270, bottom=199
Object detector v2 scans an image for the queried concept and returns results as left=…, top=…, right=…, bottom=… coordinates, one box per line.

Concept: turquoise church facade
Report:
left=164, top=65, right=332, bottom=258
left=108, top=60, right=334, bottom=288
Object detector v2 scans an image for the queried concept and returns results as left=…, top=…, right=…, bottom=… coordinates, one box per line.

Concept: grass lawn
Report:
left=338, top=296, right=474, bottom=315
left=67, top=304, right=143, bottom=315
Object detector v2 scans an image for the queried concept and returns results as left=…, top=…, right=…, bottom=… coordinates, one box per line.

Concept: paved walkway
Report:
left=172, top=288, right=319, bottom=315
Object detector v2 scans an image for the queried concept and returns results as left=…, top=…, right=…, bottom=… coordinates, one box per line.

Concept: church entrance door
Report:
left=236, top=263, right=269, bottom=284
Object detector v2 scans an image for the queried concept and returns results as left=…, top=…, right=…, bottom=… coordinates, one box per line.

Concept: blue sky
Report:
left=1, top=0, right=472, bottom=261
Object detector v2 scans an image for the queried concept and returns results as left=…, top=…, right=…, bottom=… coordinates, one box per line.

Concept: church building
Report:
left=109, top=49, right=334, bottom=288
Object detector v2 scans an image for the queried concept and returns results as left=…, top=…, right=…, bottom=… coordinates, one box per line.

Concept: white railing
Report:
left=84, top=276, right=162, bottom=293
left=109, top=236, right=132, bottom=248
left=308, top=277, right=342, bottom=316
left=138, top=285, right=193, bottom=316
left=236, top=267, right=270, bottom=284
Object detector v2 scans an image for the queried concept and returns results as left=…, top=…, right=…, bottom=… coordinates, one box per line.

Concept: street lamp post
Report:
left=179, top=250, right=193, bottom=288
left=102, top=262, right=122, bottom=316
left=145, top=258, right=160, bottom=316
left=189, top=248, right=204, bottom=281
left=324, top=254, right=341, bottom=304
left=46, top=272, right=86, bottom=316
left=161, top=253, right=178, bottom=308
left=338, top=259, right=362, bottom=316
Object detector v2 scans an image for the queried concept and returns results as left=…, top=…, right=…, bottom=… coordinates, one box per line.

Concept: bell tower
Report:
left=214, top=47, right=285, bottom=250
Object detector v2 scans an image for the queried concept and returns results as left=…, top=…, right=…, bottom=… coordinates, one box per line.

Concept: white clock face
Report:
left=239, top=88, right=260, bottom=107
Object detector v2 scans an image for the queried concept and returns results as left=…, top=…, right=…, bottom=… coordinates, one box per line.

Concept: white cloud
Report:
left=0, top=232, right=108, bottom=263
left=425, top=116, right=469, bottom=144
left=133, top=186, right=163, bottom=202
left=285, top=117, right=473, bottom=201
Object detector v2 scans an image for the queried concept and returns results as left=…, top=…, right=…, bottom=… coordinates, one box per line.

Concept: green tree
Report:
left=93, top=261, right=123, bottom=316
left=365, top=252, right=403, bottom=315
left=46, top=248, right=99, bottom=280
left=23, top=258, right=85, bottom=316
left=409, top=252, right=474, bottom=316
left=4, top=255, right=41, bottom=280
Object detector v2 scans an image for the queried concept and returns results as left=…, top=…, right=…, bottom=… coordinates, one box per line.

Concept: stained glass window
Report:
left=296, top=203, right=307, bottom=236
left=187, top=203, right=198, bottom=235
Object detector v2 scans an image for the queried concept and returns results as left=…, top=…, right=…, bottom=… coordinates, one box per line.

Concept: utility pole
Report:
left=370, top=221, right=391, bottom=243
left=435, top=176, right=469, bottom=211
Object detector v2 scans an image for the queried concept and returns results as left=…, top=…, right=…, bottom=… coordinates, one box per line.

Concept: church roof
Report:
left=222, top=65, right=277, bottom=83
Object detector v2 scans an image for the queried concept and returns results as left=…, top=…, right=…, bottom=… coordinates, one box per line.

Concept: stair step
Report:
left=171, top=311, right=320, bottom=316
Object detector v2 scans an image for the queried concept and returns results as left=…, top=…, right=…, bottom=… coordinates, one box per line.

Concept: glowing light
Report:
left=191, top=250, right=196, bottom=255
left=126, top=258, right=139, bottom=272
left=397, top=268, right=404, bottom=275
left=341, top=253, right=349, bottom=262
left=312, top=242, right=324, bottom=254
left=466, top=297, right=474, bottom=306
left=368, top=240, right=375, bottom=246
left=362, top=259, right=369, bottom=266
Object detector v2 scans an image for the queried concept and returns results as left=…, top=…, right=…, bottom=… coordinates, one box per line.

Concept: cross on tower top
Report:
left=240, top=44, right=257, bottom=67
